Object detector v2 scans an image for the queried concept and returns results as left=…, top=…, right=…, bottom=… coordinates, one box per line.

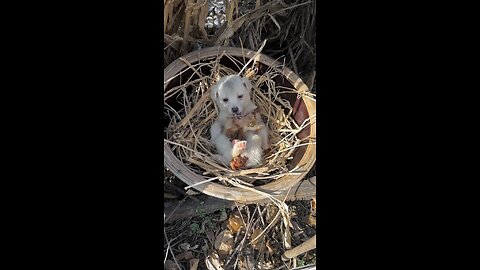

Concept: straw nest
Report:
left=164, top=45, right=316, bottom=188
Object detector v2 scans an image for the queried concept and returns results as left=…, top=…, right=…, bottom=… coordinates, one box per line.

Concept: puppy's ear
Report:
left=210, top=84, right=219, bottom=101
left=211, top=76, right=229, bottom=101
left=241, top=76, right=253, bottom=93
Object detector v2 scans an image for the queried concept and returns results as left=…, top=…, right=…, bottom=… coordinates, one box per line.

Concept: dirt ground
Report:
left=164, top=170, right=317, bottom=270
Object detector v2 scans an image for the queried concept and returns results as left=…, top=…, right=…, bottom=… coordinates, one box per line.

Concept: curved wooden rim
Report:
left=164, top=46, right=316, bottom=202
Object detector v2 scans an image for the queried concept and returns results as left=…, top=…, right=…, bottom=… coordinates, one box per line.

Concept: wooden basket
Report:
left=164, top=47, right=316, bottom=203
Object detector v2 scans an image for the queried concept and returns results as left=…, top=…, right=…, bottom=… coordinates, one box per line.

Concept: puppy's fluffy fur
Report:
left=210, top=75, right=268, bottom=168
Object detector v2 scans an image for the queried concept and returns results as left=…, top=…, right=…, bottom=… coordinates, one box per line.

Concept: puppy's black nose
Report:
left=232, top=107, right=239, bottom=113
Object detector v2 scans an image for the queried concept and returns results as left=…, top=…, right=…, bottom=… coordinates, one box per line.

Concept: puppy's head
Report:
left=210, top=75, right=253, bottom=116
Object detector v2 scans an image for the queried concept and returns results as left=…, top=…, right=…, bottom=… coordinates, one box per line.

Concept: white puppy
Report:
left=210, top=75, right=269, bottom=168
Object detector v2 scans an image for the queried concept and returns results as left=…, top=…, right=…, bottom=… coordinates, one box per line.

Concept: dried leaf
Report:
left=176, top=251, right=194, bottom=261
left=214, top=230, right=234, bottom=257
left=250, top=228, right=262, bottom=245
left=237, top=256, right=247, bottom=270
left=250, top=228, right=265, bottom=251
left=227, top=215, right=244, bottom=233
left=258, top=261, right=274, bottom=269
left=205, top=251, right=224, bottom=270
left=190, top=258, right=200, bottom=270
left=165, top=259, right=179, bottom=270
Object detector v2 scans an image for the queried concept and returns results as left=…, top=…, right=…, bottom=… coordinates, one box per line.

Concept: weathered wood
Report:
left=282, top=234, right=316, bottom=260
left=291, top=264, right=317, bottom=270
left=164, top=177, right=316, bottom=224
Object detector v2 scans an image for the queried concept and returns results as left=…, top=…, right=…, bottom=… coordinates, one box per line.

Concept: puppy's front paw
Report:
left=232, top=140, right=247, bottom=157
left=233, top=140, right=247, bottom=150
left=230, top=156, right=248, bottom=170
left=262, top=142, right=269, bottom=150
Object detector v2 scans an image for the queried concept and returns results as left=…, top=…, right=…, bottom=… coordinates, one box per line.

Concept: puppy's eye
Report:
left=223, top=98, right=228, bottom=102
left=238, top=95, right=243, bottom=99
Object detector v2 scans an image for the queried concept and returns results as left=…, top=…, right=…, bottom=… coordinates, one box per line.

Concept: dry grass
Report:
left=164, top=0, right=316, bottom=90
